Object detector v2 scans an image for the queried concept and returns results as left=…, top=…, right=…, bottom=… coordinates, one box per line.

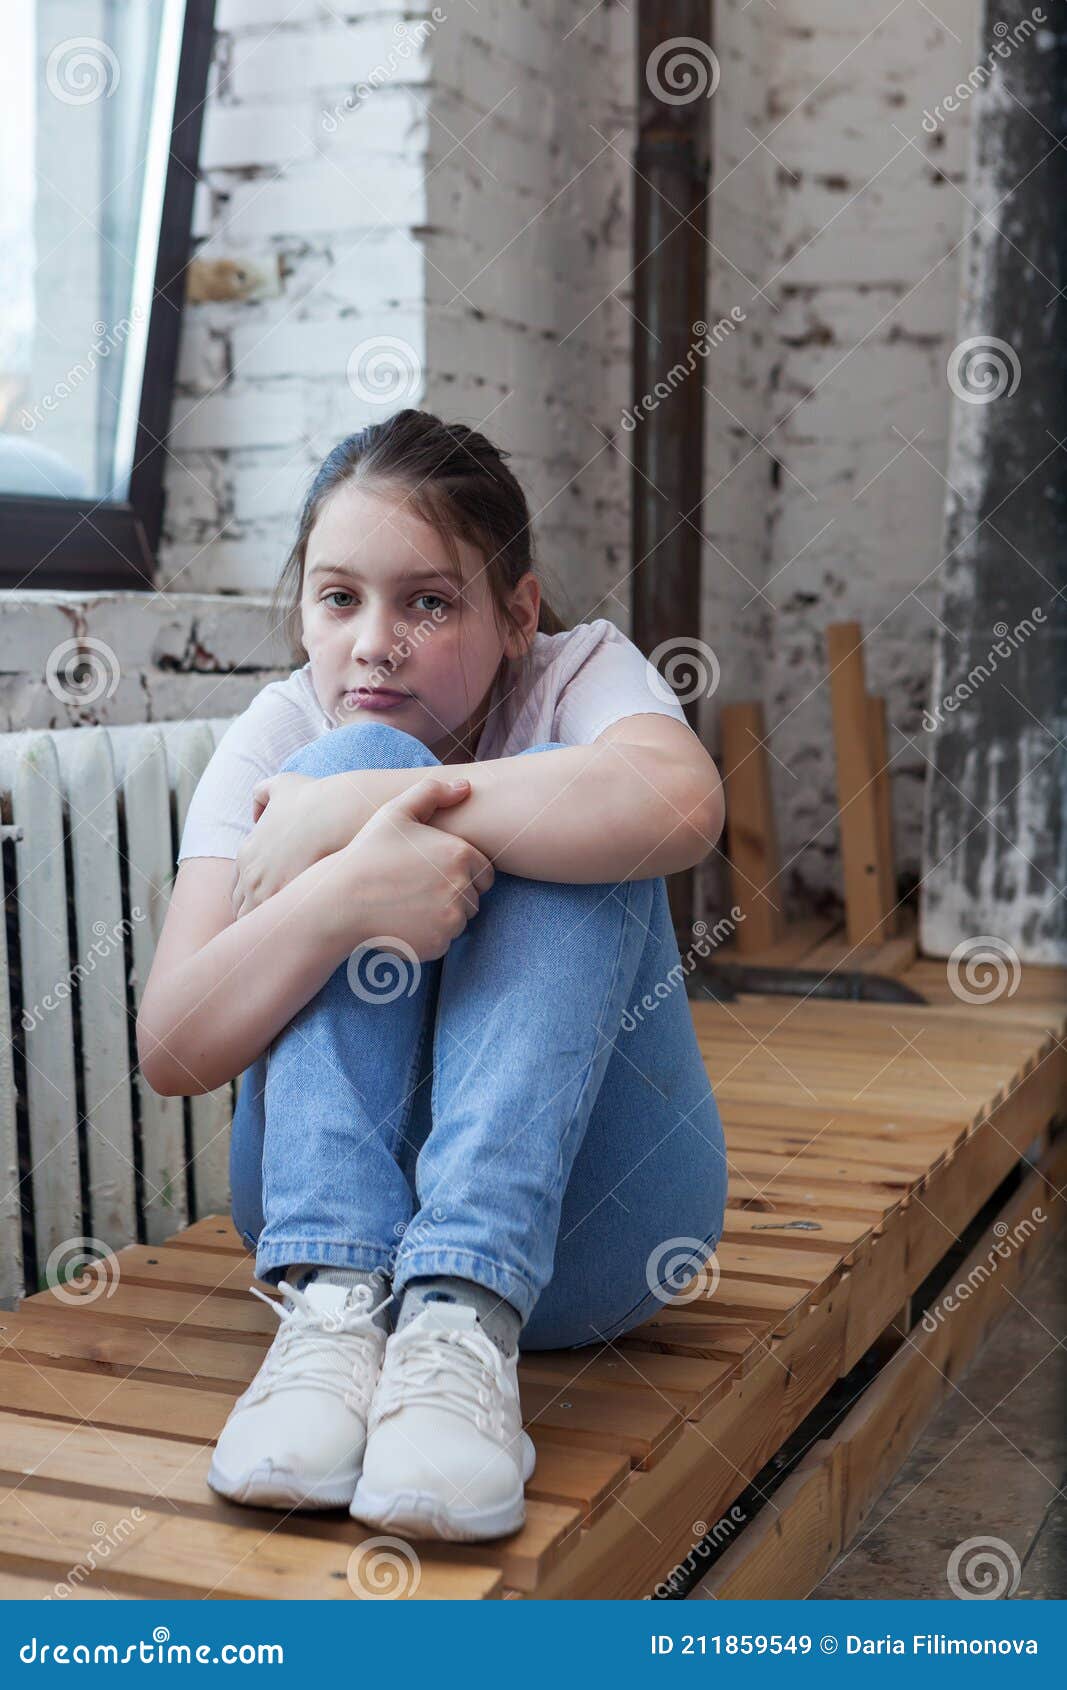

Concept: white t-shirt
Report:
left=176, top=617, right=688, bottom=862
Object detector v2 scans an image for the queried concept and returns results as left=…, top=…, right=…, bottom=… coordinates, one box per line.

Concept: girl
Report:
left=137, top=409, right=728, bottom=1544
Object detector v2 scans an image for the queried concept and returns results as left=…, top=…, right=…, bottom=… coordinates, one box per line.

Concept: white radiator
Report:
left=0, top=718, right=237, bottom=1307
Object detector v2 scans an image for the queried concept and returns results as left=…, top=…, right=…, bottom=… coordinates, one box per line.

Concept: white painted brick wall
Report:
left=701, top=0, right=981, bottom=917
left=159, top=0, right=638, bottom=650
left=3, top=1, right=986, bottom=928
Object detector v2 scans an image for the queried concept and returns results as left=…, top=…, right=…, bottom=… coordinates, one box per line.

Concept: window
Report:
left=0, top=0, right=216, bottom=588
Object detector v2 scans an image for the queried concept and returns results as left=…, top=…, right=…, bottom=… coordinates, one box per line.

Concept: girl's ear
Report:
left=503, top=571, right=541, bottom=659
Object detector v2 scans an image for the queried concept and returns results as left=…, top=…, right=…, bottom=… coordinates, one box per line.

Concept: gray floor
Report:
left=811, top=1241, right=1066, bottom=1599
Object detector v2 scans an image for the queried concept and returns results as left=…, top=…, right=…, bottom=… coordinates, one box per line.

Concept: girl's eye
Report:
left=414, top=593, right=449, bottom=613
left=324, top=590, right=355, bottom=608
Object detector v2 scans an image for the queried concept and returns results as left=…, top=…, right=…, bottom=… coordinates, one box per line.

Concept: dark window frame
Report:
left=0, top=0, right=217, bottom=591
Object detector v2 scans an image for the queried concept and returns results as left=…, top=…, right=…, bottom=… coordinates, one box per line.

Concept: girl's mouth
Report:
left=342, top=688, right=409, bottom=712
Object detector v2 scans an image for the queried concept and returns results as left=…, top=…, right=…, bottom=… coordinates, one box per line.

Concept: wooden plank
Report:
left=0, top=1570, right=124, bottom=1598
left=720, top=1209, right=873, bottom=1259
left=520, top=1347, right=736, bottom=1419
left=166, top=1216, right=246, bottom=1254
left=866, top=693, right=898, bottom=936
left=20, top=1280, right=278, bottom=1341
left=826, top=622, right=890, bottom=946
left=0, top=1488, right=502, bottom=1600
left=716, top=915, right=837, bottom=968
left=696, top=1134, right=1067, bottom=1598
left=534, top=1284, right=851, bottom=1598
left=519, top=1378, right=684, bottom=1470
left=719, top=702, right=783, bottom=953
left=0, top=1409, right=576, bottom=1595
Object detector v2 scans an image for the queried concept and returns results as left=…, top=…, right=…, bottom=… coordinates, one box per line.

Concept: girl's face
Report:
left=300, top=482, right=540, bottom=764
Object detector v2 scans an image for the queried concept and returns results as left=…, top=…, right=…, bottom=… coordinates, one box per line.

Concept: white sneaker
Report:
left=349, top=1300, right=536, bottom=1541
left=207, top=1278, right=388, bottom=1510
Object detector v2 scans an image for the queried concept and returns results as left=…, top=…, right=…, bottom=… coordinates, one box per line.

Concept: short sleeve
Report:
left=176, top=684, right=315, bottom=863
left=551, top=621, right=689, bottom=746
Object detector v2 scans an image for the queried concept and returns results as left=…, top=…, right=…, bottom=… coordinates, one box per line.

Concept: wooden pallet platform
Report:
left=0, top=951, right=1063, bottom=1599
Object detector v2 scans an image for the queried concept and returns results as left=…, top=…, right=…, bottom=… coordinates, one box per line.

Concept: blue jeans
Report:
left=230, top=721, right=727, bottom=1351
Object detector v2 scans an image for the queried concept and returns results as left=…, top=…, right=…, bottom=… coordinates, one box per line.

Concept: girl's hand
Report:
left=338, top=775, right=494, bottom=961
left=231, top=773, right=343, bottom=921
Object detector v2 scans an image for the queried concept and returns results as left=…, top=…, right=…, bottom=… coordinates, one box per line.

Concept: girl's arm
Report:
left=309, top=714, right=723, bottom=882
left=138, top=777, right=491, bottom=1097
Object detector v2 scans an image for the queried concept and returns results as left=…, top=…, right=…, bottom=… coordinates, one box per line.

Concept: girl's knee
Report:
left=280, top=721, right=439, bottom=778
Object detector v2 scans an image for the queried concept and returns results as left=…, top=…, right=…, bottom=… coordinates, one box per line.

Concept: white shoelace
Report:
left=243, top=1280, right=386, bottom=1417
left=373, top=1323, right=509, bottom=1437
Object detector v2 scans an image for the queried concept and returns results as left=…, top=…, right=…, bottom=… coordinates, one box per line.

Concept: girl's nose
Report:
left=350, top=609, right=399, bottom=669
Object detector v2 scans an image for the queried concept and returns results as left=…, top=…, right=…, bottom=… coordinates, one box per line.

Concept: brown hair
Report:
left=271, top=408, right=569, bottom=668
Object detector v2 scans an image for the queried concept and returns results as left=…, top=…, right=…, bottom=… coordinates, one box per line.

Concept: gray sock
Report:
left=397, top=1274, right=522, bottom=1359
left=284, top=1263, right=393, bottom=1333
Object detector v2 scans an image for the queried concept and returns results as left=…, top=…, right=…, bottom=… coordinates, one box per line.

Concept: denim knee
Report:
left=279, top=721, right=439, bottom=778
